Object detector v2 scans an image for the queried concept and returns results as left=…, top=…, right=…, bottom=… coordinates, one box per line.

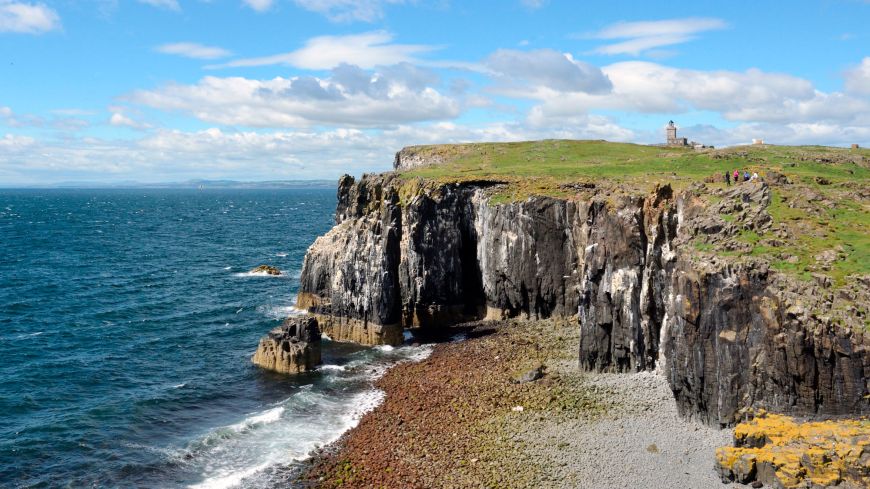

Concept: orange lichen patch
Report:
left=716, top=411, right=870, bottom=488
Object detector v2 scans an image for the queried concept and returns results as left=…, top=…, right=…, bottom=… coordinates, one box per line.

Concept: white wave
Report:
left=318, top=364, right=346, bottom=372
left=275, top=252, right=288, bottom=257
left=223, top=266, right=232, bottom=270
left=228, top=406, right=284, bottom=433
left=401, top=344, right=435, bottom=363
left=256, top=304, right=305, bottom=320
left=172, top=383, right=187, bottom=389
left=17, top=331, right=44, bottom=339
left=374, top=345, right=394, bottom=352
left=188, top=462, right=270, bottom=489
left=321, top=332, right=333, bottom=341
left=339, top=389, right=385, bottom=427
left=182, top=343, right=433, bottom=489
left=232, top=271, right=284, bottom=278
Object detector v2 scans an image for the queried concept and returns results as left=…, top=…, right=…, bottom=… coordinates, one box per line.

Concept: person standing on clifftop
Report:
left=725, top=171, right=731, bottom=186
left=734, top=169, right=740, bottom=183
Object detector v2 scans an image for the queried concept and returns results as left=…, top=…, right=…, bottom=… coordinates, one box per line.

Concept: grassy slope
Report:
left=398, top=139, right=870, bottom=283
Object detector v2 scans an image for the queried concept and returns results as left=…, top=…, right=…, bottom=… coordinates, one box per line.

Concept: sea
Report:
left=0, top=188, right=432, bottom=488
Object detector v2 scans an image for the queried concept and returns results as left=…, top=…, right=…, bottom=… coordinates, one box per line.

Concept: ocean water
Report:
left=0, top=189, right=432, bottom=488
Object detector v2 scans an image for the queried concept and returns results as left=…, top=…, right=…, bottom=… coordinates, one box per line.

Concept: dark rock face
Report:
left=296, top=174, right=870, bottom=424
left=251, top=316, right=321, bottom=374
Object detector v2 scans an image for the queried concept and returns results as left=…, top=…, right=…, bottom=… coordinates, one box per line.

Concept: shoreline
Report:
left=295, top=319, right=736, bottom=488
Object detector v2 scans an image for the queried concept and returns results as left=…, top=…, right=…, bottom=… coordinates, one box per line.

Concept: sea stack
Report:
left=251, top=316, right=321, bottom=374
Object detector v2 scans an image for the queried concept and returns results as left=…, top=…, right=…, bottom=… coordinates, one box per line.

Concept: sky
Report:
left=1, top=0, right=869, bottom=185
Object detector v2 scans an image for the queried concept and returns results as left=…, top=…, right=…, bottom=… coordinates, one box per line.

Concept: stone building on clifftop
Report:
left=666, top=120, right=688, bottom=146
left=664, top=120, right=712, bottom=149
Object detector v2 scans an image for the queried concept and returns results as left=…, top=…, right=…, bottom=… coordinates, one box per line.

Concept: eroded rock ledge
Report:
left=251, top=316, right=321, bottom=374
left=295, top=172, right=869, bottom=425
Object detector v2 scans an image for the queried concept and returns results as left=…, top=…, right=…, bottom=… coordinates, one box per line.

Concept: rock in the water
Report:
left=250, top=264, right=281, bottom=276
left=251, top=316, right=321, bottom=374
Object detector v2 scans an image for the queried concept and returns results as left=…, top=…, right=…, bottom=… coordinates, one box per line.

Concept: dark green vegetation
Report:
left=398, top=139, right=869, bottom=287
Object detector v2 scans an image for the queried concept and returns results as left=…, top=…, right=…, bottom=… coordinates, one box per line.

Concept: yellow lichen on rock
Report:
left=716, top=411, right=870, bottom=488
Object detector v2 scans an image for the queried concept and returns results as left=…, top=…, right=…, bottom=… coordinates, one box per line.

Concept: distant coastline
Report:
left=0, top=179, right=337, bottom=190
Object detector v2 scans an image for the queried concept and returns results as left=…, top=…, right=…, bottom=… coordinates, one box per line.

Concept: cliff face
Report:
left=296, top=173, right=869, bottom=425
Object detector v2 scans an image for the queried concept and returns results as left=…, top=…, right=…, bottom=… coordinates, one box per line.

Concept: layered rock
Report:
left=251, top=316, right=321, bottom=374
left=295, top=172, right=870, bottom=425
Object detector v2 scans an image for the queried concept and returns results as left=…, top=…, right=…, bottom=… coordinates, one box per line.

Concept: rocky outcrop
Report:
left=716, top=412, right=870, bottom=488
left=296, top=173, right=870, bottom=425
left=393, top=146, right=445, bottom=171
left=251, top=316, right=321, bottom=374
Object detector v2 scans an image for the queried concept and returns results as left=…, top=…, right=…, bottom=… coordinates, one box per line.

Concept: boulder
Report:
left=512, top=363, right=545, bottom=384
left=252, top=316, right=321, bottom=374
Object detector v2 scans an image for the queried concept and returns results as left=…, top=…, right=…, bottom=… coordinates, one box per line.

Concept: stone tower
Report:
left=666, top=120, right=677, bottom=144
left=666, top=120, right=687, bottom=146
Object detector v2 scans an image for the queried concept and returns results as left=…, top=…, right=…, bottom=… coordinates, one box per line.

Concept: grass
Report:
left=399, top=140, right=869, bottom=196
left=397, top=139, right=869, bottom=284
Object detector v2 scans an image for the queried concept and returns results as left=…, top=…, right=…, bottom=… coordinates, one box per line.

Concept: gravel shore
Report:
left=297, top=319, right=738, bottom=489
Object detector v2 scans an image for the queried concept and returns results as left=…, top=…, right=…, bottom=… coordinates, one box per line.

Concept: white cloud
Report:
left=0, top=128, right=399, bottom=183
left=485, top=49, right=612, bottom=93
left=109, top=107, right=150, bottom=129
left=293, top=0, right=405, bottom=23
left=137, top=0, right=180, bottom=11
left=156, top=42, right=232, bottom=60
left=844, top=57, right=870, bottom=95
left=505, top=61, right=870, bottom=128
left=663, top=122, right=870, bottom=148
left=243, top=0, right=274, bottom=12
left=588, top=17, right=727, bottom=56
left=0, top=132, right=35, bottom=148
left=0, top=1, right=61, bottom=34
left=0, top=119, right=644, bottom=185
left=213, top=31, right=435, bottom=70
left=129, top=63, right=460, bottom=128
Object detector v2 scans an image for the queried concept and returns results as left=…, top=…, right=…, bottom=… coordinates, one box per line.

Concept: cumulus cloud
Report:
left=293, top=0, right=405, bottom=23
left=509, top=61, right=870, bottom=129
left=0, top=1, right=61, bottom=34
left=213, top=31, right=435, bottom=70
left=844, top=57, right=870, bottom=95
left=485, top=49, right=612, bottom=93
left=588, top=17, right=727, bottom=56
left=243, top=0, right=274, bottom=12
left=129, top=63, right=460, bottom=127
left=156, top=42, right=232, bottom=60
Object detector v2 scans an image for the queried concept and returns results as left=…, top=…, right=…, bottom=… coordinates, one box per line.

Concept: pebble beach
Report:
left=297, top=319, right=737, bottom=489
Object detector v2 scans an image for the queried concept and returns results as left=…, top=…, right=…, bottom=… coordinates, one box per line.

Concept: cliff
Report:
left=296, top=140, right=870, bottom=425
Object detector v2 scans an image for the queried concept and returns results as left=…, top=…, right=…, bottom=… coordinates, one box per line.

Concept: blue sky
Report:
left=1, top=0, right=869, bottom=184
